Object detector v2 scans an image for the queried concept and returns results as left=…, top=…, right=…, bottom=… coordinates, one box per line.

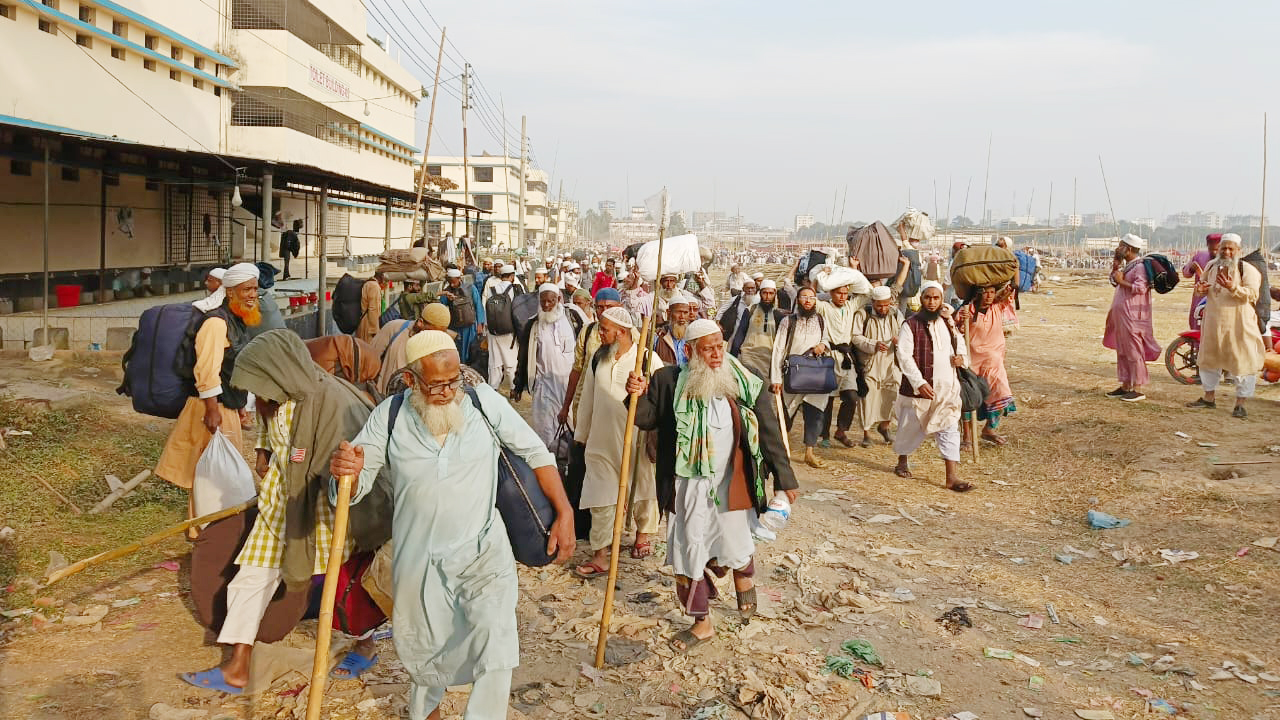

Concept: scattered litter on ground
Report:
left=937, top=606, right=972, bottom=634
left=865, top=514, right=901, bottom=524
left=1087, top=510, right=1130, bottom=529
left=1046, top=603, right=1060, bottom=624
left=1251, top=537, right=1277, bottom=549
left=841, top=638, right=883, bottom=666
left=1018, top=613, right=1046, bottom=630
left=1073, top=711, right=1115, bottom=720
left=1023, top=709, right=1043, bottom=718
left=1055, top=553, right=1074, bottom=564
left=1158, top=549, right=1200, bottom=564
left=154, top=559, right=180, bottom=571
left=984, top=647, right=1015, bottom=660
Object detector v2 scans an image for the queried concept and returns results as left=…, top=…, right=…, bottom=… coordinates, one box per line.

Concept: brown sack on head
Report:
left=949, top=246, right=1018, bottom=302
left=847, top=221, right=901, bottom=281
left=305, top=335, right=381, bottom=388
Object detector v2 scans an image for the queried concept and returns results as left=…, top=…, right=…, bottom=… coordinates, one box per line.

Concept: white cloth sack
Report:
left=636, top=233, right=703, bottom=281
left=193, top=430, right=257, bottom=525
left=811, top=264, right=872, bottom=294
left=894, top=207, right=935, bottom=243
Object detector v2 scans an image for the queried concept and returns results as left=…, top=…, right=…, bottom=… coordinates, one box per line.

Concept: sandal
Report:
left=574, top=561, right=609, bottom=579
left=877, top=427, right=894, bottom=444
left=946, top=481, right=974, bottom=493
left=981, top=432, right=1007, bottom=446
left=330, top=651, right=379, bottom=680
left=179, top=668, right=244, bottom=695
left=630, top=541, right=653, bottom=559
left=859, top=436, right=872, bottom=448
left=736, top=586, right=757, bottom=619
left=668, top=628, right=710, bottom=654
left=893, top=466, right=914, bottom=479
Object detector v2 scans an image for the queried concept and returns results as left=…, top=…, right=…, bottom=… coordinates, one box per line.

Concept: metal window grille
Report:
left=322, top=205, right=349, bottom=258
left=232, top=89, right=359, bottom=152
left=166, top=185, right=231, bottom=264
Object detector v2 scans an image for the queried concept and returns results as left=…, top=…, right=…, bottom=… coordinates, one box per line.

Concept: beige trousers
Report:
left=589, top=499, right=660, bottom=551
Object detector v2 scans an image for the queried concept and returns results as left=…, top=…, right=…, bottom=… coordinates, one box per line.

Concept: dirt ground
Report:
left=1, top=269, right=1278, bottom=720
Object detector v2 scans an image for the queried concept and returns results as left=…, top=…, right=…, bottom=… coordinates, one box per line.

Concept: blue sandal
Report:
left=179, top=668, right=244, bottom=695
left=330, top=651, right=379, bottom=680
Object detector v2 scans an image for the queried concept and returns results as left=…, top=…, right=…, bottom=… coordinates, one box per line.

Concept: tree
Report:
left=667, top=213, right=688, bottom=236
left=581, top=209, right=612, bottom=242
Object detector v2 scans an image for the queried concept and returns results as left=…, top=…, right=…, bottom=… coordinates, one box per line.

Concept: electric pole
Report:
left=518, top=115, right=527, bottom=251
left=461, top=63, right=471, bottom=240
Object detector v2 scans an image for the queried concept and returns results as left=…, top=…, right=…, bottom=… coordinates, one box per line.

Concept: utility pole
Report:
left=461, top=63, right=471, bottom=240
left=408, top=27, right=445, bottom=252
left=518, top=115, right=527, bottom=250
left=557, top=178, right=564, bottom=258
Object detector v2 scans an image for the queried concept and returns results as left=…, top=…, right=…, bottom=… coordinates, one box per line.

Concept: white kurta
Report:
left=344, top=385, right=554, bottom=690
left=530, top=315, right=576, bottom=446
left=483, top=279, right=519, bottom=387
left=894, top=316, right=967, bottom=436
left=667, top=397, right=754, bottom=577
left=574, top=343, right=661, bottom=509
left=818, top=300, right=858, bottom=392
left=771, top=313, right=830, bottom=412
left=851, top=308, right=904, bottom=429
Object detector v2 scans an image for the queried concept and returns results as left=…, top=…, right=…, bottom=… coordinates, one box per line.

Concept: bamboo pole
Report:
left=408, top=27, right=446, bottom=249
left=34, top=473, right=83, bottom=515
left=596, top=193, right=667, bottom=669
left=306, top=475, right=355, bottom=720
left=964, top=318, right=979, bottom=462
left=1262, top=112, right=1268, bottom=261
left=44, top=498, right=258, bottom=586
left=773, top=392, right=791, bottom=457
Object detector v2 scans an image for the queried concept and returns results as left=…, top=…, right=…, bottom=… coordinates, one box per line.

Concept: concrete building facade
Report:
left=424, top=155, right=566, bottom=252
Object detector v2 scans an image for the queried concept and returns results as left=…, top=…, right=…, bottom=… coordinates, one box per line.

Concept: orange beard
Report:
left=229, top=297, right=262, bottom=327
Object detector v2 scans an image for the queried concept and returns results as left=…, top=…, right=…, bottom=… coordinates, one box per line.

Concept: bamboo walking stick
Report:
left=306, top=475, right=355, bottom=720
left=596, top=194, right=668, bottom=669
left=44, top=497, right=258, bottom=586
left=964, top=320, right=979, bottom=463
left=773, top=391, right=792, bottom=457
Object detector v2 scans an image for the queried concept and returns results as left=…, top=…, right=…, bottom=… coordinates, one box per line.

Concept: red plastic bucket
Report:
left=55, top=285, right=81, bottom=308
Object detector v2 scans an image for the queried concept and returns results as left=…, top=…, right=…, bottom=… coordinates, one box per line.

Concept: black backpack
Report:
left=332, top=274, right=365, bottom=333
left=449, top=281, right=478, bottom=328
left=485, top=284, right=521, bottom=336
left=117, top=303, right=204, bottom=418
left=1142, top=254, right=1179, bottom=294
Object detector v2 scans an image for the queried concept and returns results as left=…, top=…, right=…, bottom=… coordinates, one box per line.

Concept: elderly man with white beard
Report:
left=626, top=319, right=797, bottom=653
left=330, top=331, right=575, bottom=720
left=513, top=284, right=584, bottom=446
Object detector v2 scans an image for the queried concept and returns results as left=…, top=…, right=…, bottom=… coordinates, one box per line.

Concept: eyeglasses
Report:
left=403, top=368, right=464, bottom=396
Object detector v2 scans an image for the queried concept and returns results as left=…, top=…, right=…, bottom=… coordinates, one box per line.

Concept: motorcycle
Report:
left=1164, top=298, right=1280, bottom=385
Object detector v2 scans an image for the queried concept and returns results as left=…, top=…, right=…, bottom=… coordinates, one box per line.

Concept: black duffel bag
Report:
left=782, top=353, right=838, bottom=395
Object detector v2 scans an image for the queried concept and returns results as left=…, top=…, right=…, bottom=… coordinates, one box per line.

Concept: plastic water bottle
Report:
left=757, top=492, right=791, bottom=533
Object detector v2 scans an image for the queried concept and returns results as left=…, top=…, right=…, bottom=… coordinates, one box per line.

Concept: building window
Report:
left=0, top=5, right=14, bottom=20
left=145, top=179, right=160, bottom=191
left=144, top=33, right=156, bottom=50
left=170, top=45, right=183, bottom=62
left=192, top=78, right=203, bottom=90
left=75, top=32, right=91, bottom=47
left=10, top=160, right=31, bottom=176
left=77, top=4, right=91, bottom=22
left=42, top=0, right=56, bottom=7
left=169, top=69, right=180, bottom=82
left=111, top=20, right=126, bottom=37
left=214, top=86, right=221, bottom=97
left=474, top=167, right=493, bottom=182
left=426, top=165, right=441, bottom=177
left=38, top=18, right=56, bottom=33
left=473, top=194, right=493, bottom=211
left=193, top=56, right=204, bottom=71
left=111, top=46, right=124, bottom=60
left=61, top=166, right=79, bottom=182
left=104, top=172, right=119, bottom=186
left=143, top=59, right=155, bottom=71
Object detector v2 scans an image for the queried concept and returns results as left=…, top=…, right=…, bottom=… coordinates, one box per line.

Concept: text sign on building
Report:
left=309, top=65, right=349, bottom=100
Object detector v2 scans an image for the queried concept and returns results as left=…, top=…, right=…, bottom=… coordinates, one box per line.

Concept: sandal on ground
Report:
left=668, top=628, right=710, bottom=654
left=179, top=668, right=244, bottom=695
left=859, top=436, right=873, bottom=448
left=736, top=586, right=757, bottom=619
left=893, top=466, right=914, bottom=479
left=1186, top=398, right=1216, bottom=409
left=330, top=652, right=379, bottom=680
left=833, top=431, right=855, bottom=449
left=877, top=427, right=894, bottom=444
left=630, top=541, right=653, bottom=559
left=1232, top=405, right=1248, bottom=419
left=574, top=561, right=609, bottom=579
left=946, top=481, right=974, bottom=493
left=981, top=432, right=1007, bottom=446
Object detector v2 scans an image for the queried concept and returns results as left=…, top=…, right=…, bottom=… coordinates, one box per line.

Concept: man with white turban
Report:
left=156, top=263, right=260, bottom=502
left=771, top=287, right=831, bottom=468
left=1185, top=232, right=1266, bottom=418
left=193, top=267, right=226, bottom=312
left=514, top=284, right=584, bottom=446
left=331, top=330, right=575, bottom=720
left=626, top=318, right=797, bottom=653
left=892, top=281, right=971, bottom=491
left=1102, top=234, right=1160, bottom=402
left=817, top=281, right=861, bottom=448
left=851, top=285, right=904, bottom=447
left=573, top=307, right=663, bottom=575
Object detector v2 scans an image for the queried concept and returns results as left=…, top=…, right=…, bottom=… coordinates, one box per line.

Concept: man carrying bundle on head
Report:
left=892, top=282, right=971, bottom=492
left=573, top=308, right=663, bottom=575
left=156, top=263, right=260, bottom=513
left=956, top=282, right=1017, bottom=447
left=851, top=285, right=904, bottom=447
left=330, top=331, right=574, bottom=720
left=626, top=319, right=797, bottom=653
left=514, top=284, right=584, bottom=446
left=181, top=330, right=391, bottom=694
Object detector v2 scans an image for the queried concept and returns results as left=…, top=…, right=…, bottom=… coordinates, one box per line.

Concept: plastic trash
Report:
left=748, top=510, right=777, bottom=542
left=193, top=430, right=257, bottom=525
left=757, top=492, right=791, bottom=533
left=841, top=638, right=883, bottom=665
left=984, top=647, right=1016, bottom=659
left=1087, top=510, right=1130, bottom=529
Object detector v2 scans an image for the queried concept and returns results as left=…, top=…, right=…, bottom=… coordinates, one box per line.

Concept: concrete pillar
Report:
left=261, top=169, right=273, bottom=262
left=317, top=184, right=327, bottom=338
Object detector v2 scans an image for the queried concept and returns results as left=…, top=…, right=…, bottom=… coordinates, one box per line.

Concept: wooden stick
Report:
left=596, top=194, right=668, bottom=669
left=774, top=391, right=792, bottom=457
left=407, top=27, right=446, bottom=250
left=34, top=473, right=83, bottom=515
left=306, top=475, right=354, bottom=720
left=44, top=497, right=257, bottom=585
left=88, top=470, right=151, bottom=514
left=964, top=321, right=979, bottom=463
left=1210, top=459, right=1280, bottom=466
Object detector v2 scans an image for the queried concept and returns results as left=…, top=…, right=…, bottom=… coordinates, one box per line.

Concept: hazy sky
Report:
left=370, top=1, right=1280, bottom=228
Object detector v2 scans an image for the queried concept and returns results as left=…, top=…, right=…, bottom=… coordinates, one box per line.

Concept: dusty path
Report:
left=1, top=271, right=1278, bottom=719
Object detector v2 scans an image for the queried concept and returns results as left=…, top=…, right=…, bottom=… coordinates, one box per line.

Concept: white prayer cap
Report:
left=446, top=268, right=463, bottom=278
left=538, top=282, right=560, bottom=295
left=221, top=262, right=259, bottom=287
left=870, top=285, right=893, bottom=301
left=685, top=318, right=720, bottom=343
left=1220, top=232, right=1243, bottom=247
left=600, top=306, right=634, bottom=328
left=919, top=280, right=944, bottom=295
left=666, top=293, right=691, bottom=307
left=404, top=330, right=457, bottom=365
left=751, top=272, right=764, bottom=280
left=208, top=267, right=226, bottom=280
left=1120, top=233, right=1147, bottom=250
left=617, top=270, right=630, bottom=282
left=759, top=279, right=777, bottom=290
left=569, top=261, right=580, bottom=270
left=499, top=263, right=516, bottom=275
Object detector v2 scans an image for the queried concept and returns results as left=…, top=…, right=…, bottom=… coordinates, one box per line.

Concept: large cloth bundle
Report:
left=636, top=233, right=703, bottom=281
left=846, top=222, right=900, bottom=281
left=894, top=207, right=935, bottom=245
left=950, top=246, right=1018, bottom=301
left=117, top=303, right=203, bottom=418
left=1244, top=248, right=1272, bottom=334
left=376, top=247, right=444, bottom=282
left=810, top=264, right=873, bottom=295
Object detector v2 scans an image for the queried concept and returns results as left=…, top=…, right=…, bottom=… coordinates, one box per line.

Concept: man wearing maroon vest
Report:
left=891, top=282, right=972, bottom=492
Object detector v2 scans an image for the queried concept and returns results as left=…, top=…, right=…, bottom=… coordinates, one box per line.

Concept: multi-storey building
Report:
left=423, top=154, right=556, bottom=251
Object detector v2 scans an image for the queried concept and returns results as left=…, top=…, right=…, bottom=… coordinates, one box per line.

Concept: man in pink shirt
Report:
left=1182, top=233, right=1222, bottom=330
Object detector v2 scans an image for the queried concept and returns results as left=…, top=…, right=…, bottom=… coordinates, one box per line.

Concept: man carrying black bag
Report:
left=280, top=219, right=301, bottom=280
left=330, top=330, right=574, bottom=720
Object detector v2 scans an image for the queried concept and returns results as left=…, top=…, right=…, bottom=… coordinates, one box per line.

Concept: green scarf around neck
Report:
left=672, top=355, right=764, bottom=493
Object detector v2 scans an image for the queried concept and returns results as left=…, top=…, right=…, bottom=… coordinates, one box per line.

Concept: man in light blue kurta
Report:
left=331, top=330, right=574, bottom=720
